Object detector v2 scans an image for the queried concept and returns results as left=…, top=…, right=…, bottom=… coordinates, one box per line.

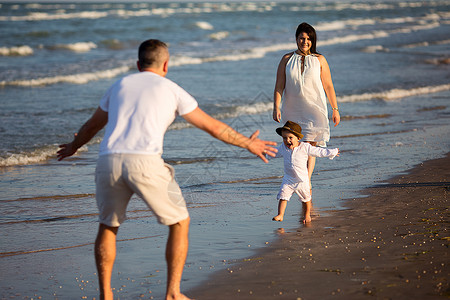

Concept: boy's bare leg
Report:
left=302, top=201, right=312, bottom=223
left=273, top=199, right=288, bottom=221
left=307, top=155, right=316, bottom=193
left=306, top=141, right=317, bottom=195
left=95, top=224, right=119, bottom=300
left=166, top=217, right=191, bottom=300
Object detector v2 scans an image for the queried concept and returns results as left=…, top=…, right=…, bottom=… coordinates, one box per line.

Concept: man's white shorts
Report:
left=95, top=154, right=189, bottom=227
left=277, top=181, right=311, bottom=203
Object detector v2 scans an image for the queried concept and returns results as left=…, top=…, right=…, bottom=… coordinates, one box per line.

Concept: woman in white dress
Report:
left=273, top=22, right=340, bottom=193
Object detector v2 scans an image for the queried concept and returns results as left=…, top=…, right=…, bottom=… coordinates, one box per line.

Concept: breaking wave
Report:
left=194, top=21, right=213, bottom=30
left=0, top=143, right=91, bottom=167
left=340, top=84, right=450, bottom=102
left=0, top=17, right=444, bottom=87
left=0, top=45, right=33, bottom=56
left=50, top=42, right=97, bottom=52
left=0, top=3, right=276, bottom=22
left=2, top=83, right=448, bottom=167
left=0, top=65, right=131, bottom=87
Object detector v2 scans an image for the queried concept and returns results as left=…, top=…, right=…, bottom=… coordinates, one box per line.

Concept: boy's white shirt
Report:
left=274, top=142, right=338, bottom=184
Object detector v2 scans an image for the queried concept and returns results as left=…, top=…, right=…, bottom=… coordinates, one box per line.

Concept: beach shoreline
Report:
left=188, top=153, right=449, bottom=299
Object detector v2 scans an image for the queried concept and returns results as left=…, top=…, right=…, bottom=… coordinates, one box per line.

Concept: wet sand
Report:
left=188, top=153, right=449, bottom=299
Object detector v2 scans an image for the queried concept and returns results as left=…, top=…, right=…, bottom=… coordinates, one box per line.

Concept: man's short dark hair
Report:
left=138, top=39, right=168, bottom=69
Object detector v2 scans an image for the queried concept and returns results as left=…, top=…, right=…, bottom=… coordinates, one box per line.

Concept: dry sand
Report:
left=188, top=153, right=449, bottom=299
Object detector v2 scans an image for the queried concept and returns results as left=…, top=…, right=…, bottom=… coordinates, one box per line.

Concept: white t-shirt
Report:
left=99, top=71, right=198, bottom=156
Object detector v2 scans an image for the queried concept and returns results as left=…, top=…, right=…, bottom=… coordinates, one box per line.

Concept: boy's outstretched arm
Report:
left=57, top=107, right=108, bottom=161
left=183, top=107, right=277, bottom=163
left=306, top=144, right=339, bottom=159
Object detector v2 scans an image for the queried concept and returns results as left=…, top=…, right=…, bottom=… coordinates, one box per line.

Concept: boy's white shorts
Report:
left=277, top=181, right=311, bottom=203
left=95, top=154, right=189, bottom=227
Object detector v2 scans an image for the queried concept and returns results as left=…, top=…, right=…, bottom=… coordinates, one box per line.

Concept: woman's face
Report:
left=296, top=32, right=312, bottom=54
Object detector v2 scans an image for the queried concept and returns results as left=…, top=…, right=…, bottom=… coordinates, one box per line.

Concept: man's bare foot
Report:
left=272, top=215, right=283, bottom=222
left=99, top=291, right=113, bottom=300
left=166, top=292, right=191, bottom=300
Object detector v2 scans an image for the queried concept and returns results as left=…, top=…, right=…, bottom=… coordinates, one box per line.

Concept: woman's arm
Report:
left=318, top=55, right=340, bottom=127
left=273, top=53, right=292, bottom=123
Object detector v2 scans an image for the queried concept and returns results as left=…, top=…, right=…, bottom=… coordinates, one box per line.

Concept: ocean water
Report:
left=1, top=1, right=449, bottom=299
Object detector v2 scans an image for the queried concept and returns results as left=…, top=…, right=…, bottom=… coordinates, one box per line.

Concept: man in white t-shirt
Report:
left=57, top=39, right=277, bottom=300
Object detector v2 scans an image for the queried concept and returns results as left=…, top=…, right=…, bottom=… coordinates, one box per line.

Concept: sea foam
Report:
left=53, top=42, right=97, bottom=52
left=0, top=141, right=93, bottom=167
left=0, top=65, right=130, bottom=87
left=0, top=147, right=59, bottom=167
left=0, top=14, right=445, bottom=88
left=340, top=84, right=450, bottom=103
left=0, top=45, right=33, bottom=56
left=0, top=11, right=108, bottom=21
left=1, top=83, right=448, bottom=167
left=0, top=3, right=276, bottom=22
left=195, top=21, right=214, bottom=30
left=361, top=45, right=387, bottom=53
left=402, top=38, right=450, bottom=48
left=209, top=31, right=229, bottom=40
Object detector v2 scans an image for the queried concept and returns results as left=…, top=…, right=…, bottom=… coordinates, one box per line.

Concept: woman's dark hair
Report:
left=295, top=23, right=318, bottom=54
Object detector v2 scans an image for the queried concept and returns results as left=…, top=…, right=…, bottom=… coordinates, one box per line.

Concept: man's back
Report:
left=99, top=71, right=197, bottom=156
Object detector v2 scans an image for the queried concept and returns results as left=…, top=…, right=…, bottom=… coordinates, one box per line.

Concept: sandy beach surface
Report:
left=188, top=153, right=449, bottom=300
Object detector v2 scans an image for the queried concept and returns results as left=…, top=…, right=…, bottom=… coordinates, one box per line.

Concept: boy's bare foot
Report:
left=302, top=215, right=311, bottom=224
left=276, top=228, right=285, bottom=234
left=272, top=215, right=283, bottom=222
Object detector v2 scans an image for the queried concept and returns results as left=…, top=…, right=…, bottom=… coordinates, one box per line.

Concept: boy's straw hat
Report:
left=276, top=121, right=304, bottom=139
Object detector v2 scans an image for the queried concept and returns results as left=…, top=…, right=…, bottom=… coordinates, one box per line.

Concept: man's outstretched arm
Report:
left=57, top=107, right=108, bottom=161
left=182, top=107, right=277, bottom=163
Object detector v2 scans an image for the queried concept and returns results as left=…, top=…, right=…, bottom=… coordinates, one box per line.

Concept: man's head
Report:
left=137, top=39, right=169, bottom=75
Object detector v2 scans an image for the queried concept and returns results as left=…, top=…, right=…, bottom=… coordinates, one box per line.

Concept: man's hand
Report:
left=56, top=107, right=107, bottom=162
left=57, top=142, right=77, bottom=161
left=247, top=130, right=278, bottom=163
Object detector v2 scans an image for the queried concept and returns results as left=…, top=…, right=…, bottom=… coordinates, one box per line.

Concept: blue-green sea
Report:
left=1, top=1, right=449, bottom=298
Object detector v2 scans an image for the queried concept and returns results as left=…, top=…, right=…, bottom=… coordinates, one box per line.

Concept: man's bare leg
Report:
left=166, top=217, right=191, bottom=300
left=302, top=201, right=312, bottom=223
left=273, top=199, right=288, bottom=221
left=95, top=224, right=119, bottom=300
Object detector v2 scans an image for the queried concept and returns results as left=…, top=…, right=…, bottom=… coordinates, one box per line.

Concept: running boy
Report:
left=272, top=121, right=339, bottom=223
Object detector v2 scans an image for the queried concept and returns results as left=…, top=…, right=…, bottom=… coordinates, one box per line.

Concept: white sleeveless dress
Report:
left=282, top=52, right=330, bottom=147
